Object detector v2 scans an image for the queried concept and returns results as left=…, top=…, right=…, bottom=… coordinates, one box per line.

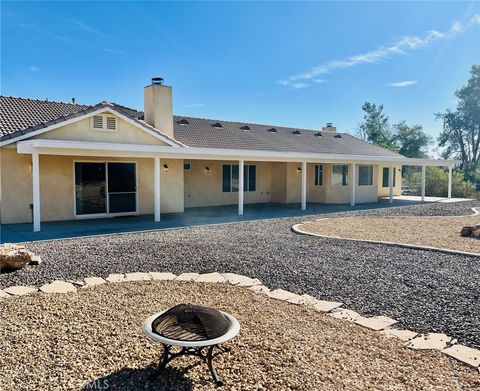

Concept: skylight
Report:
left=314, top=132, right=323, bottom=137
left=267, top=128, right=277, bottom=133
left=240, top=125, right=250, bottom=131
left=292, top=130, right=301, bottom=135
left=176, top=119, right=190, bottom=125
left=211, top=122, right=223, bottom=128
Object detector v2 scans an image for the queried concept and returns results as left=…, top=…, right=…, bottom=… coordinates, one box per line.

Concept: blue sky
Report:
left=1, top=1, right=479, bottom=143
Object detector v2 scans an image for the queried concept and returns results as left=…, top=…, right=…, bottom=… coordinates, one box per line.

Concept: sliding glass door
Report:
left=75, top=162, right=136, bottom=216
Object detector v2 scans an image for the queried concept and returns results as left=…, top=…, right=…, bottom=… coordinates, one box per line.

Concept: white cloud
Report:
left=388, top=80, right=417, bottom=87
left=183, top=103, right=204, bottom=108
left=104, top=48, right=126, bottom=55
left=29, top=66, right=40, bottom=72
left=313, top=79, right=328, bottom=84
left=280, top=14, right=480, bottom=88
left=70, top=19, right=108, bottom=39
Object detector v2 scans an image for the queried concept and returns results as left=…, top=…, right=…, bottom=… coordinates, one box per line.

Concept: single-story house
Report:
left=0, top=77, right=458, bottom=232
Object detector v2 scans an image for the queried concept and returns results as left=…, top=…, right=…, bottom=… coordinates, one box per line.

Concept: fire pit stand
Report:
left=142, top=308, right=240, bottom=387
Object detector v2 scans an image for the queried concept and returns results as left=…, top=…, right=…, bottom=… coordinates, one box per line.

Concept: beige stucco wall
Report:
left=0, top=148, right=183, bottom=224
left=184, top=160, right=271, bottom=208
left=377, top=165, right=402, bottom=197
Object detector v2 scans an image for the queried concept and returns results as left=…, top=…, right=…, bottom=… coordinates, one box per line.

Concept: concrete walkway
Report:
left=0, top=198, right=466, bottom=243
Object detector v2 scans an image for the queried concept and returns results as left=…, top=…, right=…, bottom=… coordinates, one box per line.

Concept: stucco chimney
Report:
left=144, top=77, right=174, bottom=138
left=322, top=122, right=336, bottom=132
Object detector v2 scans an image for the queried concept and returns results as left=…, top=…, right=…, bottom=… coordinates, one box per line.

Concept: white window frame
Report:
left=331, top=164, right=349, bottom=187
left=90, top=115, right=119, bottom=133
left=314, top=164, right=323, bottom=187
left=358, top=165, right=374, bottom=186
left=73, top=160, right=138, bottom=219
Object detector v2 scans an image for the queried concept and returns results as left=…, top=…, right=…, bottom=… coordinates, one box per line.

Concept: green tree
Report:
left=437, top=65, right=480, bottom=181
left=391, top=121, right=431, bottom=158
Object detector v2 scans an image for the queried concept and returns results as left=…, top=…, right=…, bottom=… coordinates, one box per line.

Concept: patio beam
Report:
left=421, top=165, right=426, bottom=202
left=154, top=157, right=161, bottom=222
left=32, top=152, right=40, bottom=232
left=350, top=162, right=356, bottom=206
left=388, top=165, right=394, bottom=204
left=447, top=165, right=452, bottom=199
left=301, top=161, right=307, bottom=210
left=238, top=160, right=244, bottom=216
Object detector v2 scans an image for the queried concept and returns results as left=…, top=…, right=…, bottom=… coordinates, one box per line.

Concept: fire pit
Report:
left=142, top=303, right=240, bottom=386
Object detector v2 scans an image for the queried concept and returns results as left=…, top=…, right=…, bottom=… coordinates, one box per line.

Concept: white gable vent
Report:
left=91, top=115, right=118, bottom=132
left=92, top=115, right=103, bottom=129
left=106, top=116, right=117, bottom=130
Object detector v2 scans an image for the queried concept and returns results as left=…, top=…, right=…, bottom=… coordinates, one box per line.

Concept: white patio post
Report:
left=447, top=165, right=452, bottom=199
left=301, top=161, right=307, bottom=210
left=154, top=157, right=161, bottom=222
left=388, top=165, right=394, bottom=204
left=32, top=151, right=41, bottom=232
left=421, top=165, right=426, bottom=202
left=350, top=162, right=356, bottom=206
left=238, top=160, right=244, bottom=216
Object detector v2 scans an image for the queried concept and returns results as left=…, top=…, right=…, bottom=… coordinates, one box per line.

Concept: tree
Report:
left=358, top=102, right=431, bottom=158
left=437, top=65, right=480, bottom=181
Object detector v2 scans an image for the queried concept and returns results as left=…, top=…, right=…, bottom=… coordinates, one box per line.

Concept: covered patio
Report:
left=0, top=197, right=465, bottom=243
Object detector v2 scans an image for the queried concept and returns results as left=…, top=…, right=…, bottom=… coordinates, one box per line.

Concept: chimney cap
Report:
left=151, top=77, right=164, bottom=85
left=326, top=122, right=333, bottom=127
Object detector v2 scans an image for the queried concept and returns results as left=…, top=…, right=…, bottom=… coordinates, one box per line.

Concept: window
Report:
left=314, top=164, right=323, bottom=186
left=359, top=165, right=373, bottom=186
left=184, top=162, right=191, bottom=171
left=222, top=164, right=256, bottom=192
left=332, top=165, right=348, bottom=186
left=382, top=167, right=396, bottom=187
left=91, top=115, right=117, bottom=131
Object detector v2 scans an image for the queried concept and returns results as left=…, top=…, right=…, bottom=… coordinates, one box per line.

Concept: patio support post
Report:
left=350, top=162, right=356, bottom=207
left=154, top=157, right=161, bottom=222
left=32, top=151, right=41, bottom=232
left=301, top=161, right=307, bottom=210
left=421, top=165, right=426, bottom=202
left=388, top=165, right=394, bottom=204
left=447, top=165, right=452, bottom=199
left=238, top=160, right=244, bottom=216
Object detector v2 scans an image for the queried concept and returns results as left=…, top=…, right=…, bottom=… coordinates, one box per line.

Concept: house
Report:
left=0, top=77, right=457, bottom=232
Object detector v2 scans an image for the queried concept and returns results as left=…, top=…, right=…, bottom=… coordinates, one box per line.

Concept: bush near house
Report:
left=404, top=167, right=477, bottom=198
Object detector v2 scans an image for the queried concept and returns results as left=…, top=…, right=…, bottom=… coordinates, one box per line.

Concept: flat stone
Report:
left=175, top=272, right=200, bottom=281
left=287, top=293, right=317, bottom=305
left=105, top=273, right=126, bottom=283
left=40, top=280, right=76, bottom=294
left=354, top=315, right=397, bottom=331
left=124, top=272, right=152, bottom=282
left=267, top=289, right=299, bottom=301
left=380, top=328, right=418, bottom=341
left=0, top=289, right=11, bottom=299
left=66, top=280, right=85, bottom=287
left=312, top=300, right=344, bottom=313
left=405, top=333, right=451, bottom=351
left=222, top=273, right=262, bottom=287
left=328, top=309, right=360, bottom=321
left=149, top=272, right=177, bottom=281
left=3, top=285, right=38, bottom=296
left=248, top=285, right=270, bottom=294
left=82, top=277, right=107, bottom=288
left=195, top=272, right=227, bottom=283
left=442, top=344, right=480, bottom=368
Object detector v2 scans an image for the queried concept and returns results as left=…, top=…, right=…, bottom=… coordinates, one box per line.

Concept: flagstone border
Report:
left=0, top=271, right=478, bottom=372
left=291, top=207, right=480, bottom=258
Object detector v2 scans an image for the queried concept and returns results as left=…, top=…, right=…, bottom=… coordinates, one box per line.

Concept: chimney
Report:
left=322, top=122, right=336, bottom=132
left=144, top=77, right=174, bottom=138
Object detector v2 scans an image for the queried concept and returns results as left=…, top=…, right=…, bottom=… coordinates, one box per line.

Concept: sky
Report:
left=1, top=1, right=479, bottom=145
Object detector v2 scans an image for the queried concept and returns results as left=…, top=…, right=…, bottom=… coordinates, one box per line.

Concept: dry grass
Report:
left=299, top=209, right=480, bottom=254
left=0, top=281, right=479, bottom=390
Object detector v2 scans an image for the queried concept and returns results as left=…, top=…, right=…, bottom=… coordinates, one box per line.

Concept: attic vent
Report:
left=211, top=122, right=223, bottom=128
left=177, top=119, right=190, bottom=125
left=314, top=132, right=323, bottom=137
left=292, top=130, right=301, bottom=135
left=240, top=125, right=250, bottom=131
left=106, top=117, right=117, bottom=130
left=93, top=115, right=103, bottom=129
left=267, top=128, right=277, bottom=133
left=334, top=134, right=342, bottom=138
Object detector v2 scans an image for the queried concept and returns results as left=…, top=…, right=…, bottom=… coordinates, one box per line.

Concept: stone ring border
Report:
left=291, top=207, right=480, bottom=258
left=0, top=271, right=479, bottom=372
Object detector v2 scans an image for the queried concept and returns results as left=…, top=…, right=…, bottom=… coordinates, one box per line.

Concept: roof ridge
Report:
left=0, top=95, right=91, bottom=107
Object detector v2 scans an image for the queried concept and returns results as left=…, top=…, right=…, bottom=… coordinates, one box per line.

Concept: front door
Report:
left=75, top=162, right=136, bottom=216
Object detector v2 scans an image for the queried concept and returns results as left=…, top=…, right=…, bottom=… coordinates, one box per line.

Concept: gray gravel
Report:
left=1, top=200, right=479, bottom=349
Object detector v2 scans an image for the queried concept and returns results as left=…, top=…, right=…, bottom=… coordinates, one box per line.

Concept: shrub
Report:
left=404, top=167, right=477, bottom=198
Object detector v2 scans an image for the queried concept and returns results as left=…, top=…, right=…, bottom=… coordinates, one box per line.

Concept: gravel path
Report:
left=1, top=200, right=480, bottom=350
left=1, top=281, right=478, bottom=391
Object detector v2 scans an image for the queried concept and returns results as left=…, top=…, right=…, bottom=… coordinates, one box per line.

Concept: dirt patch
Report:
left=0, top=281, right=478, bottom=390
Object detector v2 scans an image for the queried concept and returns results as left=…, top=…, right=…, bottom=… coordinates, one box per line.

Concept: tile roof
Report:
left=173, top=116, right=403, bottom=157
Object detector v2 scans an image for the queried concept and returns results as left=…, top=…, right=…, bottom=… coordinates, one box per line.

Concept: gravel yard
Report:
left=0, top=281, right=478, bottom=391
left=299, top=210, right=480, bottom=254
left=1, top=200, right=480, bottom=350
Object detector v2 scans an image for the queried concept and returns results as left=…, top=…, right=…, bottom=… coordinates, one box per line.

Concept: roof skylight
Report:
left=176, top=119, right=190, bottom=125
left=211, top=122, right=223, bottom=128
left=267, top=128, right=277, bottom=133
left=240, top=125, right=250, bottom=131
left=292, top=130, right=301, bottom=135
